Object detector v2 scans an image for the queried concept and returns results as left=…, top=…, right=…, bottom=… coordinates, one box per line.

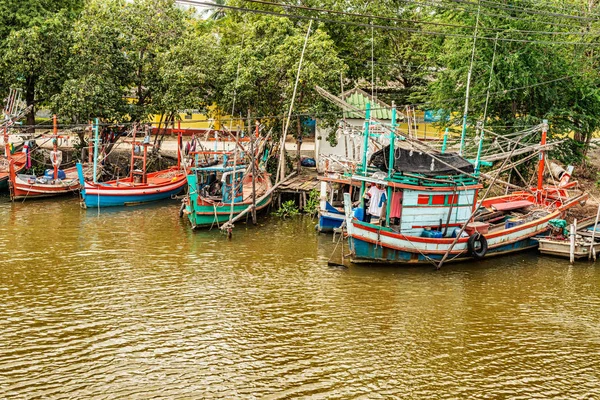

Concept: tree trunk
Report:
left=25, top=76, right=36, bottom=133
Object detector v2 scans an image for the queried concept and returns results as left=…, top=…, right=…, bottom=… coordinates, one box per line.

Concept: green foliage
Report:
left=53, top=0, right=199, bottom=123
left=2, top=0, right=600, bottom=168
left=303, top=189, right=320, bottom=217
left=0, top=1, right=82, bottom=125
left=274, top=200, right=299, bottom=219
left=213, top=16, right=346, bottom=139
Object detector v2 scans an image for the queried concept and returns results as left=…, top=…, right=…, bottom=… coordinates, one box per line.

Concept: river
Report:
left=1, top=195, right=599, bottom=398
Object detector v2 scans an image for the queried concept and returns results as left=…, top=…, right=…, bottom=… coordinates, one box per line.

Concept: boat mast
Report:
left=359, top=103, right=371, bottom=208
left=92, top=118, right=99, bottom=184
left=459, top=2, right=481, bottom=156
left=278, top=20, right=312, bottom=183
left=52, top=115, right=59, bottom=180
left=385, top=103, right=397, bottom=227
left=537, top=119, right=548, bottom=193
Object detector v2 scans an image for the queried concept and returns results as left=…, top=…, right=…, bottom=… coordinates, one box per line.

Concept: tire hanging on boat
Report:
left=467, top=232, right=488, bottom=259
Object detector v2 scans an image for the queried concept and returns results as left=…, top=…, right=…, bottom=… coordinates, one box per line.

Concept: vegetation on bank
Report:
left=2, top=0, right=600, bottom=166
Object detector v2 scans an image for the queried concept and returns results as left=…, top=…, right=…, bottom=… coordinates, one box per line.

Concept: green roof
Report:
left=342, top=88, right=393, bottom=120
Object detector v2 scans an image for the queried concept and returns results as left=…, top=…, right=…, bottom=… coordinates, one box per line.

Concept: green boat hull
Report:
left=185, top=172, right=272, bottom=229
left=185, top=194, right=272, bottom=228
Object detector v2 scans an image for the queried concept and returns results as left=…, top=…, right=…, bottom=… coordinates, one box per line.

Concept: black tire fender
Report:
left=467, top=233, right=488, bottom=259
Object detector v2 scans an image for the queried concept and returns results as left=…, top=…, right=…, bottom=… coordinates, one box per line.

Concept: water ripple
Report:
left=1, top=198, right=599, bottom=398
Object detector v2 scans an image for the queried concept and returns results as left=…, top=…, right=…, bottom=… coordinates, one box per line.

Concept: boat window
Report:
left=447, top=194, right=459, bottom=205
left=431, top=195, right=445, bottom=205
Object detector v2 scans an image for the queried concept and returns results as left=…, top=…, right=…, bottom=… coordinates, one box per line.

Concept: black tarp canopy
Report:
left=369, top=146, right=475, bottom=176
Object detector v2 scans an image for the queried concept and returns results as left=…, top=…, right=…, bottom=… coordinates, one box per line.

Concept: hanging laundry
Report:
left=390, top=191, right=403, bottom=219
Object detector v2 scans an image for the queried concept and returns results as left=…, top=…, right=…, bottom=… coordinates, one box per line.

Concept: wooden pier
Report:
left=275, top=169, right=320, bottom=210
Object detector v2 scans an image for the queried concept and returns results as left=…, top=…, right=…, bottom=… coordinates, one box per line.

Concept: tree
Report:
left=53, top=0, right=194, bottom=125
left=0, top=1, right=83, bottom=128
left=412, top=0, right=600, bottom=162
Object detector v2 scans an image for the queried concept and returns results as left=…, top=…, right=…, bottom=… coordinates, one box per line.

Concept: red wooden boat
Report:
left=8, top=115, right=83, bottom=200
left=9, top=165, right=81, bottom=200
left=77, top=123, right=187, bottom=208
left=0, top=152, right=26, bottom=192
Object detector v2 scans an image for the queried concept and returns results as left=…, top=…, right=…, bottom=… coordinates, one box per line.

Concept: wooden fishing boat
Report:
left=341, top=107, right=588, bottom=266
left=183, top=164, right=272, bottom=229
left=10, top=166, right=80, bottom=200
left=8, top=116, right=84, bottom=200
left=317, top=175, right=360, bottom=232
left=0, top=152, right=26, bottom=192
left=537, top=217, right=600, bottom=260
left=77, top=123, right=186, bottom=208
left=78, top=166, right=187, bottom=207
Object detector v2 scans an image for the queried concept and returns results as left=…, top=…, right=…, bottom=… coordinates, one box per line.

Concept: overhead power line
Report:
left=179, top=0, right=600, bottom=46
left=237, top=0, right=598, bottom=36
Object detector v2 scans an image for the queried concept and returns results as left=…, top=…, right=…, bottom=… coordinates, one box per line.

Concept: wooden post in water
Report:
left=589, top=205, right=600, bottom=260
left=251, top=113, right=257, bottom=225
left=569, top=218, right=577, bottom=264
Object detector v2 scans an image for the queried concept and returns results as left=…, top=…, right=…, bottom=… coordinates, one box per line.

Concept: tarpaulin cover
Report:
left=369, top=146, right=474, bottom=176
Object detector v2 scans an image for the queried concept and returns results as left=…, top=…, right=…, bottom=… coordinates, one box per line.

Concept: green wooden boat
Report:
left=183, top=164, right=272, bottom=229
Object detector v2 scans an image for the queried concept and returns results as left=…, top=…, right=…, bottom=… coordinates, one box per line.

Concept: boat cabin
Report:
left=190, top=164, right=246, bottom=203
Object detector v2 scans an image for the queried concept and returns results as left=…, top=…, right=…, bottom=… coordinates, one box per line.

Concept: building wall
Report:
left=150, top=105, right=245, bottom=134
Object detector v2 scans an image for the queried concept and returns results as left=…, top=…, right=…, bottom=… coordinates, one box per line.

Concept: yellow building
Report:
left=150, top=106, right=245, bottom=135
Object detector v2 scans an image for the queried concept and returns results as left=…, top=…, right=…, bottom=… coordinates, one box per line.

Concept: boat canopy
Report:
left=370, top=146, right=474, bottom=176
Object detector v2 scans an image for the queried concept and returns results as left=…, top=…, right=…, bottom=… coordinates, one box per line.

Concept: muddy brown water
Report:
left=1, top=194, right=599, bottom=398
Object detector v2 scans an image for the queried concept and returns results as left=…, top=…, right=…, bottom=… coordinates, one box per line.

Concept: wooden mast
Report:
left=52, top=115, right=58, bottom=180
left=537, top=120, right=548, bottom=193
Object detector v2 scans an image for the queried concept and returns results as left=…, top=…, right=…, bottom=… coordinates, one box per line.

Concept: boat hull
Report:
left=318, top=211, right=345, bottom=232
left=350, top=231, right=540, bottom=264
left=10, top=167, right=80, bottom=200
left=79, top=166, right=187, bottom=208
left=185, top=194, right=272, bottom=228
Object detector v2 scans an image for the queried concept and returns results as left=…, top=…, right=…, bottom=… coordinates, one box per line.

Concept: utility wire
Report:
left=238, top=0, right=599, bottom=35
left=179, top=0, right=600, bottom=46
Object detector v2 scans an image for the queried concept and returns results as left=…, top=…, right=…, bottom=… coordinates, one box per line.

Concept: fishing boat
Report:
left=341, top=106, right=588, bottom=266
left=537, top=217, right=600, bottom=260
left=317, top=175, right=360, bottom=232
left=182, top=125, right=274, bottom=229
left=183, top=164, right=272, bottom=229
left=76, top=123, right=187, bottom=208
left=8, top=116, right=82, bottom=200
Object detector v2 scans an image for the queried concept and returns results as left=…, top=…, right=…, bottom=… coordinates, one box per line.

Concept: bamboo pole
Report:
left=459, top=2, right=481, bottom=156
left=570, top=218, right=577, bottom=264
left=222, top=171, right=297, bottom=230
left=278, top=20, right=312, bottom=183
